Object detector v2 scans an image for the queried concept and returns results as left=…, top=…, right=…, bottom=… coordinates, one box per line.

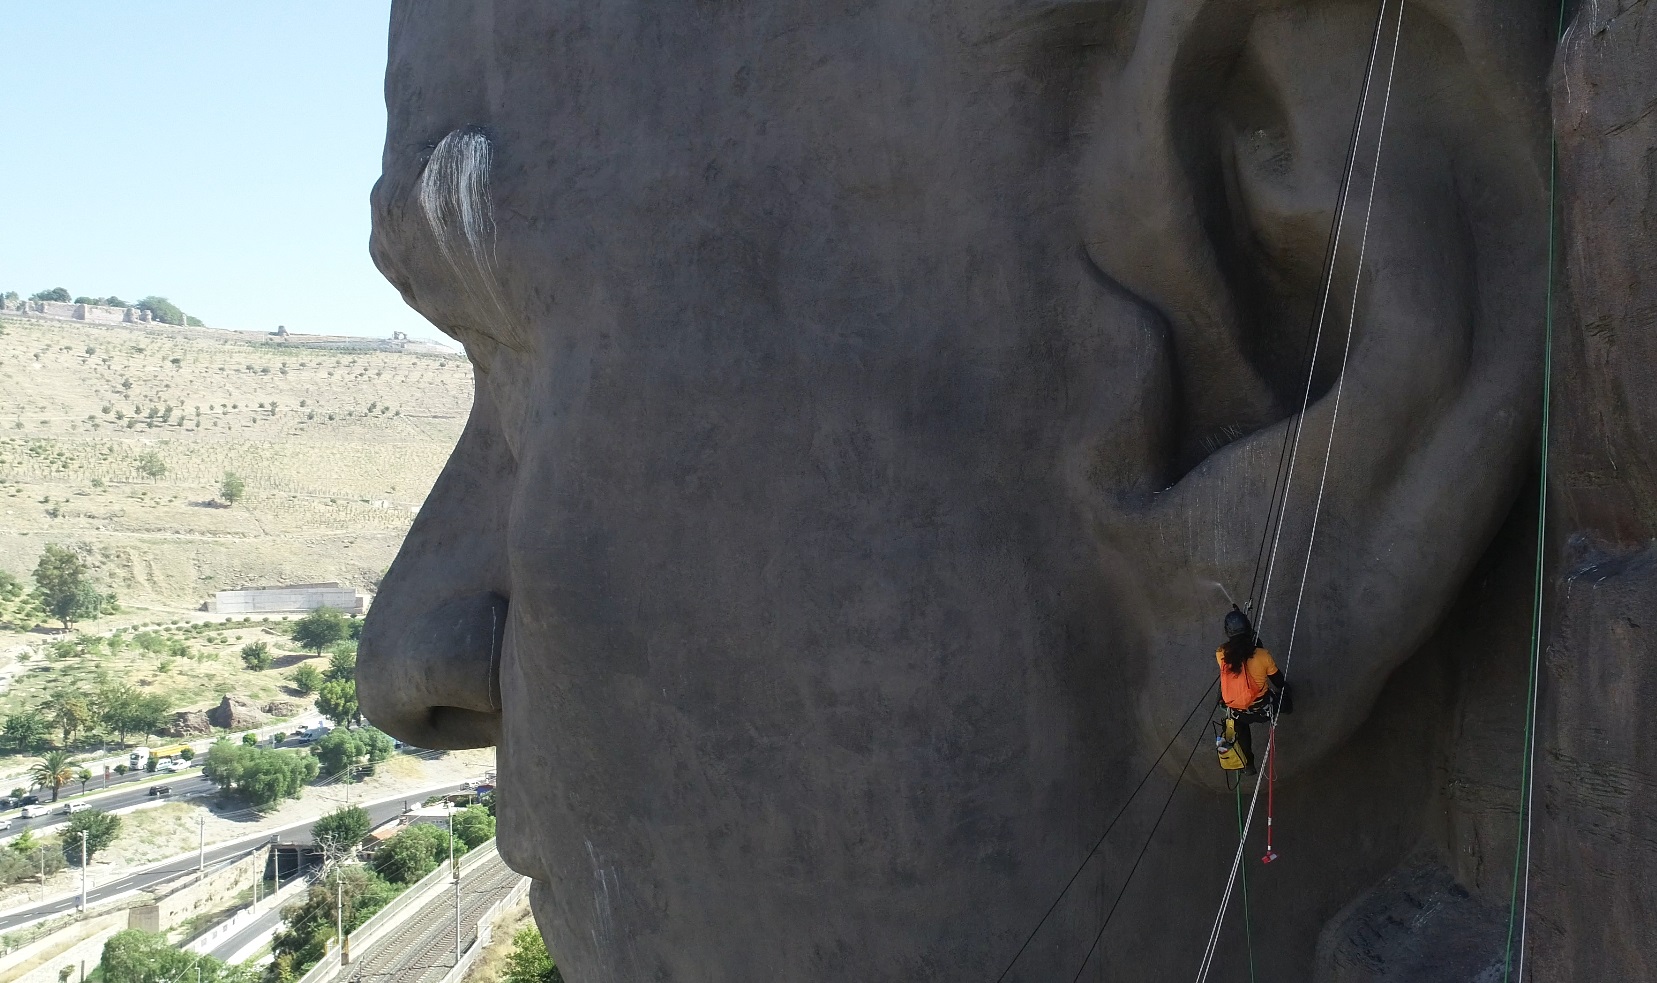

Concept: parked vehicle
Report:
left=148, top=785, right=172, bottom=797
left=0, top=817, right=10, bottom=830
left=129, top=747, right=150, bottom=769
left=20, top=804, right=49, bottom=818
left=20, top=794, right=39, bottom=806
left=62, top=801, right=87, bottom=814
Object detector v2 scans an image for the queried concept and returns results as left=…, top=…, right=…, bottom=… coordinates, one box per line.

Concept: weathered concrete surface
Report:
left=358, top=0, right=1655, bottom=979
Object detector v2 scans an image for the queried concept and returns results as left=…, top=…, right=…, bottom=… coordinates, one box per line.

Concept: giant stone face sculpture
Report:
left=359, top=0, right=1657, bottom=979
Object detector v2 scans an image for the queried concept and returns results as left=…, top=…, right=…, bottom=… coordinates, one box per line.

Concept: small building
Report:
left=206, top=582, right=365, bottom=615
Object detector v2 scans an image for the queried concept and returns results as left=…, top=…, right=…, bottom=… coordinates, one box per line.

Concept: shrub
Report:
left=220, top=472, right=245, bottom=505
left=502, top=926, right=565, bottom=983
left=241, top=641, right=272, bottom=671
left=289, top=664, right=322, bottom=695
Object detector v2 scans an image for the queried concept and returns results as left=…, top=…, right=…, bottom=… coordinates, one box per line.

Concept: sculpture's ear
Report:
left=1069, top=0, right=1554, bottom=778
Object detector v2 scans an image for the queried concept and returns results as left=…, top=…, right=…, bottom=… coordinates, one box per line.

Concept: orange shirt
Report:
left=1216, top=646, right=1278, bottom=710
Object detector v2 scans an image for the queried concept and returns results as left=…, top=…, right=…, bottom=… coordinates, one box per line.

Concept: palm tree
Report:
left=31, top=751, right=75, bottom=802
left=76, top=767, right=93, bottom=795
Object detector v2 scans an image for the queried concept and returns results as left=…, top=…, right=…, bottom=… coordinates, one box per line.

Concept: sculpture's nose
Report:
left=358, top=591, right=505, bottom=749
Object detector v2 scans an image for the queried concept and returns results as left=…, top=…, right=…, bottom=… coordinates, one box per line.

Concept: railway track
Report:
left=343, top=850, right=525, bottom=983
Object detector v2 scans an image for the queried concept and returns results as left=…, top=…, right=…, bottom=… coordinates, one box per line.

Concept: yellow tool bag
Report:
left=1214, top=718, right=1248, bottom=771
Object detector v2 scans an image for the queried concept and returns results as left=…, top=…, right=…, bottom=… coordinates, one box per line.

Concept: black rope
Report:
left=1244, top=0, right=1394, bottom=611
left=1069, top=722, right=1208, bottom=982
left=991, top=678, right=1218, bottom=983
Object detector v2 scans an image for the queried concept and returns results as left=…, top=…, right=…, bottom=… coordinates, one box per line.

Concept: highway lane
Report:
left=1, top=773, right=216, bottom=836
left=0, top=781, right=473, bottom=934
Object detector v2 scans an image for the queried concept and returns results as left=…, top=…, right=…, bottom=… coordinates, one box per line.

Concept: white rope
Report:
left=1192, top=4, right=1406, bottom=980
left=1251, top=0, right=1392, bottom=641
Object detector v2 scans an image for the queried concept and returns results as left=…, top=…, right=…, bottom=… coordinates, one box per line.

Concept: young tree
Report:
left=33, top=544, right=109, bottom=630
left=40, top=692, right=93, bottom=746
left=321, top=643, right=354, bottom=682
left=315, top=678, right=359, bottom=729
left=241, top=641, right=272, bottom=670
left=376, top=823, right=451, bottom=884
left=62, top=809, right=122, bottom=865
left=135, top=451, right=167, bottom=481
left=289, top=664, right=322, bottom=695
left=219, top=472, right=245, bottom=505
left=502, top=926, right=565, bottom=983
left=102, top=692, right=170, bottom=744
left=3, top=712, right=48, bottom=753
left=451, top=804, right=496, bottom=850
left=30, top=751, right=75, bottom=801
left=313, top=729, right=363, bottom=777
left=290, top=607, right=346, bottom=655
left=75, top=767, right=93, bottom=795
left=311, top=805, right=371, bottom=855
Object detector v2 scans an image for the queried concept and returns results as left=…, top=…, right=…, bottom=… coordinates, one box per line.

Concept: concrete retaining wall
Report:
left=209, top=584, right=364, bottom=615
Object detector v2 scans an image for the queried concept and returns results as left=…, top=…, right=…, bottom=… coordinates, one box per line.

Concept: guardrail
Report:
left=434, top=875, right=530, bottom=983
left=292, top=840, right=499, bottom=983
left=183, top=874, right=312, bottom=955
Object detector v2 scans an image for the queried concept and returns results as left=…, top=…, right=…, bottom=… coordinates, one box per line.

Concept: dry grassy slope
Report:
left=0, top=314, right=471, bottom=612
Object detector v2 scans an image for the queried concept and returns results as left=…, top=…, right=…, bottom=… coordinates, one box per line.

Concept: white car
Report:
left=20, top=804, right=49, bottom=819
left=63, top=801, right=88, bottom=814
left=0, top=817, right=11, bottom=830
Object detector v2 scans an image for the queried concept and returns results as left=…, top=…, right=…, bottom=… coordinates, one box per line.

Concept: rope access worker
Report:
left=1217, top=607, right=1292, bottom=776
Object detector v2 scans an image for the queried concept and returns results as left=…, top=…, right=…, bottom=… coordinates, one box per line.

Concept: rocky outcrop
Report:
left=260, top=700, right=302, bottom=718
left=206, top=695, right=268, bottom=731
left=164, top=710, right=213, bottom=738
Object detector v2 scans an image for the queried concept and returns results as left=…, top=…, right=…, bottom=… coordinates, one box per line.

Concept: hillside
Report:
left=0, top=313, right=470, bottom=614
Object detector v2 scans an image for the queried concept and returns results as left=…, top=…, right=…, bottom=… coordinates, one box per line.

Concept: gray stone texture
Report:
left=358, top=0, right=1656, bottom=979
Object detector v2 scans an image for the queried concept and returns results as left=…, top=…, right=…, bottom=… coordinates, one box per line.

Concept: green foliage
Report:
left=269, top=865, right=396, bottom=975
left=502, top=926, right=565, bottom=983
left=311, top=805, right=371, bottom=855
left=97, top=683, right=170, bottom=743
left=201, top=741, right=319, bottom=807
left=30, top=287, right=70, bottom=303
left=241, top=641, right=272, bottom=670
left=242, top=732, right=259, bottom=746
left=179, top=746, right=195, bottom=761
left=135, top=450, right=167, bottom=481
left=135, top=296, right=187, bottom=326
left=62, top=809, right=122, bottom=865
left=33, top=543, right=112, bottom=629
left=450, top=804, right=496, bottom=850
left=30, top=750, right=75, bottom=800
left=324, top=644, right=355, bottom=682
left=220, top=471, right=245, bottom=504
left=3, top=712, right=48, bottom=753
left=315, top=678, right=358, bottom=728
left=376, top=822, right=452, bottom=885
left=102, top=929, right=248, bottom=983
left=313, top=726, right=392, bottom=777
left=289, top=664, right=322, bottom=695
left=290, top=607, right=346, bottom=655
left=40, top=691, right=93, bottom=747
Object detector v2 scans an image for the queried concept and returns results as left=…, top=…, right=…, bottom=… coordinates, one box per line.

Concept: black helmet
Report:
left=1224, top=607, right=1251, bottom=639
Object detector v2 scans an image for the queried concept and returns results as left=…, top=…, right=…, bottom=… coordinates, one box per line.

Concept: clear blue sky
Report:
left=0, top=2, right=445, bottom=342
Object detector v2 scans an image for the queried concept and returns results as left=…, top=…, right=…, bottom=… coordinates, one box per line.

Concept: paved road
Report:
left=1, top=773, right=216, bottom=835
left=342, top=849, right=524, bottom=983
left=0, top=781, right=473, bottom=934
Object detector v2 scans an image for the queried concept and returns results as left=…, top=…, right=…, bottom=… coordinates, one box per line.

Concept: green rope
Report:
left=1503, top=4, right=1565, bottom=978
left=1236, top=781, right=1257, bottom=983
